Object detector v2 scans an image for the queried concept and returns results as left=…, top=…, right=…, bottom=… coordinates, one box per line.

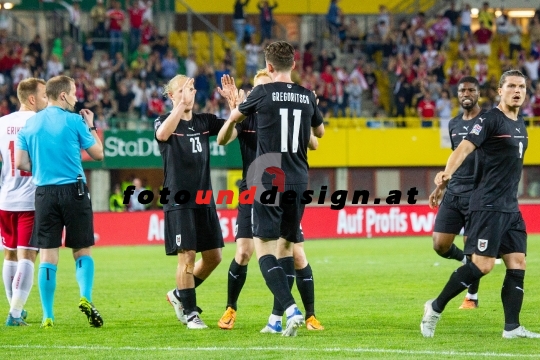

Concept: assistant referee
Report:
left=15, top=75, right=104, bottom=329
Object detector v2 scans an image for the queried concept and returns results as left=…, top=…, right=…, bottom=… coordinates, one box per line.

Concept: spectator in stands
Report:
left=151, top=36, right=169, bottom=58
left=194, top=64, right=212, bottom=108
left=100, top=89, right=117, bottom=120
left=458, top=31, right=476, bottom=60
left=326, top=0, right=340, bottom=39
left=243, top=19, right=256, bottom=44
left=417, top=91, right=436, bottom=127
left=128, top=178, right=146, bottom=211
left=507, top=18, right=522, bottom=60
left=523, top=54, right=539, bottom=85
left=443, top=1, right=460, bottom=40
left=364, top=23, right=382, bottom=61
left=45, top=54, right=64, bottom=80
left=82, top=38, right=95, bottom=64
left=258, top=1, right=278, bottom=43
left=28, top=35, right=43, bottom=67
left=131, top=80, right=147, bottom=119
left=107, top=1, right=126, bottom=58
left=110, top=184, right=125, bottom=212
left=233, top=0, right=250, bottom=47
left=530, top=17, right=540, bottom=47
left=431, top=14, right=452, bottom=50
left=478, top=2, right=495, bottom=29
left=347, top=18, right=363, bottom=54
left=474, top=55, right=489, bottom=87
left=58, top=1, right=81, bottom=41
left=245, top=38, right=263, bottom=79
left=531, top=83, right=540, bottom=117
left=161, top=49, right=179, bottom=80
left=346, top=76, right=363, bottom=117
left=114, top=83, right=135, bottom=129
left=94, top=106, right=109, bottom=130
left=377, top=5, right=391, bottom=40
left=459, top=3, right=472, bottom=39
left=128, top=0, right=147, bottom=53
left=474, top=22, right=492, bottom=57
left=185, top=54, right=198, bottom=78
left=495, top=12, right=509, bottom=36
left=436, top=89, right=452, bottom=129
left=90, top=0, right=107, bottom=43
left=145, top=51, right=161, bottom=85
left=147, top=89, right=165, bottom=119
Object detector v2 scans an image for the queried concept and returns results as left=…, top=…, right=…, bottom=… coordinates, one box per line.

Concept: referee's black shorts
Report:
left=252, top=184, right=306, bottom=243
left=433, top=193, right=470, bottom=235
left=164, top=207, right=224, bottom=255
left=30, top=183, right=95, bottom=249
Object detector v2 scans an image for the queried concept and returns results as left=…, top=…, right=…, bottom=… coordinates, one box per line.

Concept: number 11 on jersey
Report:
left=279, top=108, right=302, bottom=153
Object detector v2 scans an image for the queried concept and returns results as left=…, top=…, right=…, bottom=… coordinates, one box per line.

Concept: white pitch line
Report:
left=0, top=344, right=536, bottom=358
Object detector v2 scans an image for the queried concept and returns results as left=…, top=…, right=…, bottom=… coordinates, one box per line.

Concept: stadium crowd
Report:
left=0, top=1, right=539, bottom=130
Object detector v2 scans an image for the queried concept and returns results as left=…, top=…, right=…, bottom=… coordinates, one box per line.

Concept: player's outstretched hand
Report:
left=434, top=171, right=451, bottom=186
left=80, top=109, right=95, bottom=127
left=180, top=78, right=196, bottom=111
left=217, top=75, right=238, bottom=110
left=428, top=186, right=444, bottom=209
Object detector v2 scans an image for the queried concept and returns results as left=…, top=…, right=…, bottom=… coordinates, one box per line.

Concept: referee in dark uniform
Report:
left=15, top=75, right=104, bottom=329
left=422, top=70, right=540, bottom=339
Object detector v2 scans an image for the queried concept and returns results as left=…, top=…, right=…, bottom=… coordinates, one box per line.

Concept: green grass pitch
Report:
left=2, top=236, right=540, bottom=359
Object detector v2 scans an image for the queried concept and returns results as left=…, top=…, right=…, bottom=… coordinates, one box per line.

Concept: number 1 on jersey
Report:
left=519, top=141, right=523, bottom=159
left=8, top=141, right=31, bottom=177
left=279, top=108, right=302, bottom=153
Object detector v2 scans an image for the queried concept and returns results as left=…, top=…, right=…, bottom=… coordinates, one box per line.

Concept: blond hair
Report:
left=254, top=69, right=271, bottom=82
left=46, top=75, right=74, bottom=101
left=162, top=75, right=188, bottom=97
left=17, top=78, right=46, bottom=105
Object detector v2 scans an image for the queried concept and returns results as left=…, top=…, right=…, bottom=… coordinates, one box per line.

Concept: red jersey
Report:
left=474, top=28, right=492, bottom=44
left=107, top=9, right=125, bottom=31
left=417, top=99, right=436, bottom=118
left=128, top=7, right=145, bottom=29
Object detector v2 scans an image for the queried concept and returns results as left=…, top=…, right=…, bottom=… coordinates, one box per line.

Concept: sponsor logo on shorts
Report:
left=470, top=124, right=482, bottom=135
left=478, top=239, right=488, bottom=252
left=176, top=234, right=181, bottom=246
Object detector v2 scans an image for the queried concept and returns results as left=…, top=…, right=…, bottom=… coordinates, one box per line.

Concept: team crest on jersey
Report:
left=176, top=234, right=181, bottom=246
left=470, top=124, right=482, bottom=135
left=478, top=239, right=488, bottom=252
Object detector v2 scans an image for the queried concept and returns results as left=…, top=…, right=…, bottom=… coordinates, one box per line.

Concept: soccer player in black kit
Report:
left=216, top=72, right=324, bottom=332
left=429, top=76, right=484, bottom=309
left=223, top=41, right=325, bottom=336
left=155, top=75, right=224, bottom=330
left=422, top=70, right=540, bottom=339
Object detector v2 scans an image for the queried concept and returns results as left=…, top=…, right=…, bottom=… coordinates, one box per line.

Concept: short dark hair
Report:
left=457, top=76, right=480, bottom=89
left=264, top=41, right=295, bottom=72
left=46, top=75, right=75, bottom=101
left=17, top=78, right=46, bottom=105
left=499, top=70, right=527, bottom=88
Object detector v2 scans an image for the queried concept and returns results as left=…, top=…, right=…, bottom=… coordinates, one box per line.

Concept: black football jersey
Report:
left=236, top=114, right=257, bottom=190
left=238, top=82, right=324, bottom=185
left=446, top=110, right=486, bottom=196
left=464, top=108, right=528, bottom=213
left=154, top=112, right=224, bottom=211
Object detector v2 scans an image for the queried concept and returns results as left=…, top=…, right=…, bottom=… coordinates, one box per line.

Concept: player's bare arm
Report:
left=217, top=118, right=239, bottom=146
left=80, top=109, right=104, bottom=161
left=156, top=78, right=196, bottom=142
left=312, top=123, right=325, bottom=138
left=308, top=128, right=318, bottom=150
left=15, top=149, right=31, bottom=172
left=435, top=139, right=476, bottom=186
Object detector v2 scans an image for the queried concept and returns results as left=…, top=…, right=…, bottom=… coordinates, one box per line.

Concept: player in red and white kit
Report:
left=1, top=78, right=48, bottom=326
